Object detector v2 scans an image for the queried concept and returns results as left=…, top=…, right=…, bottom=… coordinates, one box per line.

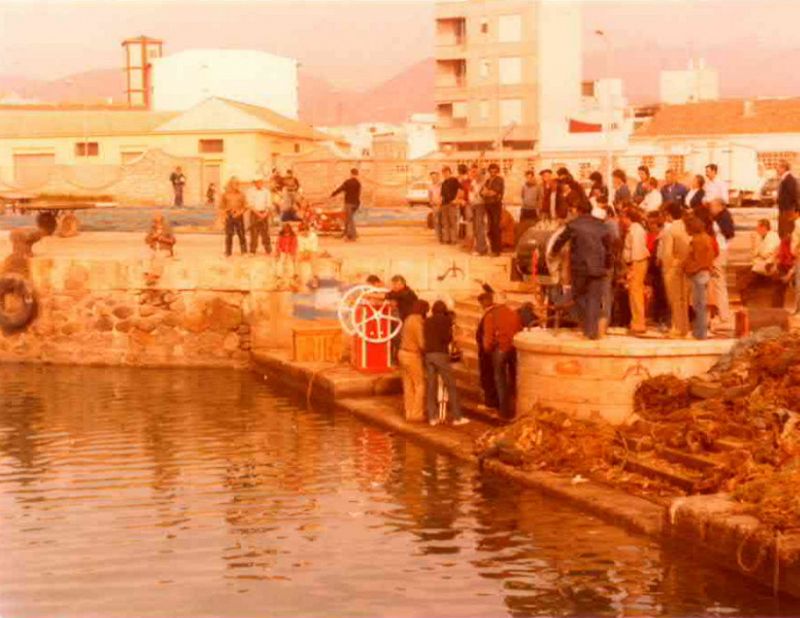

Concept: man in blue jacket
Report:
left=550, top=201, right=612, bottom=339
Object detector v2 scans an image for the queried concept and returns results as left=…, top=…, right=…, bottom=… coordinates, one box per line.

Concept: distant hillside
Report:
left=0, top=60, right=435, bottom=124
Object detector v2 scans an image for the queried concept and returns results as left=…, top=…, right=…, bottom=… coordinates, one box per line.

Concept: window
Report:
left=121, top=151, right=144, bottom=164
left=641, top=155, right=655, bottom=168
left=294, top=143, right=301, bottom=154
left=499, top=99, right=523, bottom=126
left=74, top=142, right=99, bottom=157
left=498, top=57, right=522, bottom=85
left=479, top=100, right=490, bottom=121
left=199, top=139, right=224, bottom=153
left=479, top=58, right=490, bottom=80
left=498, top=14, right=522, bottom=42
left=758, top=151, right=796, bottom=171
left=480, top=18, right=489, bottom=34
left=667, top=155, right=685, bottom=175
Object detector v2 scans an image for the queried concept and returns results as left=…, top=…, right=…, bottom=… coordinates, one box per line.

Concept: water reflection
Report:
left=0, top=364, right=797, bottom=617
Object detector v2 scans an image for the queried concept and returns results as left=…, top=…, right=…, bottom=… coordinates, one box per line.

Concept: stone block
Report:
left=113, top=306, right=134, bottom=320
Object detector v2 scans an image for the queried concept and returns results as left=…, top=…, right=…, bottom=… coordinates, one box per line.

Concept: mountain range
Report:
left=0, top=60, right=435, bottom=126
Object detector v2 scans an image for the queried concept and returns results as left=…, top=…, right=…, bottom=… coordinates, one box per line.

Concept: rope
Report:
left=774, top=530, right=782, bottom=596
left=736, top=527, right=769, bottom=574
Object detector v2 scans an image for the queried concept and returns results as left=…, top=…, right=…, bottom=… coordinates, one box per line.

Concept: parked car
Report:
left=405, top=181, right=430, bottom=207
left=759, top=177, right=780, bottom=207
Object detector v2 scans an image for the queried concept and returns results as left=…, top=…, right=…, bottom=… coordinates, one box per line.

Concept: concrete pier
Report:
left=514, top=330, right=736, bottom=424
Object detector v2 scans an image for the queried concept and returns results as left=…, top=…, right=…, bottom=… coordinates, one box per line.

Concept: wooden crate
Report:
left=292, top=321, right=344, bottom=363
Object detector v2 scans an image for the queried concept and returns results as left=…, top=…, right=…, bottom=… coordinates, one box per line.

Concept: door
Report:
left=13, top=153, right=55, bottom=188
left=202, top=162, right=222, bottom=205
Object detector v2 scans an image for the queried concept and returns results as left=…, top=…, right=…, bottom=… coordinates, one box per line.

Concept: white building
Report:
left=151, top=49, right=299, bottom=119
left=659, top=59, right=719, bottom=105
left=628, top=98, right=800, bottom=194
left=319, top=114, right=438, bottom=160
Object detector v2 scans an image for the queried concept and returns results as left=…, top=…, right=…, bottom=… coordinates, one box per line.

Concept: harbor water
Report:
left=0, top=365, right=796, bottom=617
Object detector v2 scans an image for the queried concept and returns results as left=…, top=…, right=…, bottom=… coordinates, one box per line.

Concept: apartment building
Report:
left=435, top=0, right=582, bottom=155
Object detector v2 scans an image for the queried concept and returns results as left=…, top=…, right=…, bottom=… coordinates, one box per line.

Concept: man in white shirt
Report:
left=703, top=164, right=728, bottom=205
left=751, top=219, right=781, bottom=275
left=247, top=178, right=272, bottom=254
left=740, top=218, right=783, bottom=307
left=642, top=176, right=663, bottom=213
left=428, top=171, right=443, bottom=243
left=621, top=209, right=650, bottom=334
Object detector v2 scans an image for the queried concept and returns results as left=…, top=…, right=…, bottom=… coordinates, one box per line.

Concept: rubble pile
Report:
left=631, top=329, right=800, bottom=529
left=474, top=405, right=617, bottom=474
left=475, top=328, right=800, bottom=528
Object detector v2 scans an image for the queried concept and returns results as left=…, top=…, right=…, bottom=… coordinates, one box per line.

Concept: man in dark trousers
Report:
left=550, top=200, right=612, bottom=339
left=169, top=166, right=186, bottom=207
left=440, top=166, right=462, bottom=244
left=478, top=289, right=522, bottom=420
left=777, top=160, right=798, bottom=239
left=480, top=163, right=505, bottom=256
left=475, top=289, right=499, bottom=411
left=331, top=168, right=362, bottom=241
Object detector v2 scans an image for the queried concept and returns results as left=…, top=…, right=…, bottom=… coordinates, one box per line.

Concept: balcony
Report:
left=435, top=59, right=467, bottom=89
left=436, top=17, right=467, bottom=47
left=436, top=103, right=468, bottom=130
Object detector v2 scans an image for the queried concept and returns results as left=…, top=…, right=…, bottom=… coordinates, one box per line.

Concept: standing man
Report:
left=481, top=163, right=505, bottom=256
left=776, top=160, right=798, bottom=239
left=247, top=178, right=272, bottom=255
left=428, top=171, right=443, bottom=243
left=660, top=202, right=692, bottom=337
left=634, top=165, right=651, bottom=205
left=661, top=169, right=688, bottom=208
left=221, top=177, right=248, bottom=256
left=612, top=169, right=631, bottom=208
left=621, top=208, right=650, bottom=334
left=550, top=200, right=612, bottom=340
left=169, top=166, right=186, bottom=207
left=331, top=168, right=362, bottom=242
left=520, top=169, right=542, bottom=222
left=479, top=291, right=522, bottom=420
left=469, top=165, right=487, bottom=255
left=539, top=169, right=557, bottom=220
left=703, top=164, right=729, bottom=205
left=440, top=166, right=461, bottom=245
left=282, top=170, right=301, bottom=215
left=709, top=198, right=735, bottom=332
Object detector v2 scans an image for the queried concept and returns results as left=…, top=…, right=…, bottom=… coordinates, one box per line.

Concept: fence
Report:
left=0, top=149, right=203, bottom=206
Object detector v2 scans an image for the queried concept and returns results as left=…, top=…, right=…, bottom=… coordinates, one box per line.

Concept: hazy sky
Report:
left=1, top=0, right=799, bottom=94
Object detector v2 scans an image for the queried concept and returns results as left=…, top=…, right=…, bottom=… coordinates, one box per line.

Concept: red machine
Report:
left=338, top=285, right=403, bottom=374
left=351, top=301, right=394, bottom=373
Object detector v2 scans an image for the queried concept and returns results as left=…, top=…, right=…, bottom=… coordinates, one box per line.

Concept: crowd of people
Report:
left=381, top=272, right=524, bottom=424
left=532, top=160, right=800, bottom=341
left=427, top=162, right=518, bottom=256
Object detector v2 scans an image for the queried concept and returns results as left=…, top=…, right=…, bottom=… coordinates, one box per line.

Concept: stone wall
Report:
left=0, top=246, right=512, bottom=368
left=0, top=287, right=252, bottom=367
left=0, top=255, right=295, bottom=368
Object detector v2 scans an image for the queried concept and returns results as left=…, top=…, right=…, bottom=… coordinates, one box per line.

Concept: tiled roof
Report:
left=634, top=98, right=800, bottom=138
left=218, top=98, right=334, bottom=141
left=0, top=108, right=178, bottom=138
left=0, top=98, right=338, bottom=142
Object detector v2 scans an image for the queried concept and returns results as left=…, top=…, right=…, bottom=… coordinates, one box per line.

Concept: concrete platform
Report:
left=515, top=329, right=736, bottom=424
left=251, top=348, right=401, bottom=399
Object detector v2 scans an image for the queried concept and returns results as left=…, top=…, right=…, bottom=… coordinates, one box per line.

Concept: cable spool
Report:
left=337, top=285, right=403, bottom=344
